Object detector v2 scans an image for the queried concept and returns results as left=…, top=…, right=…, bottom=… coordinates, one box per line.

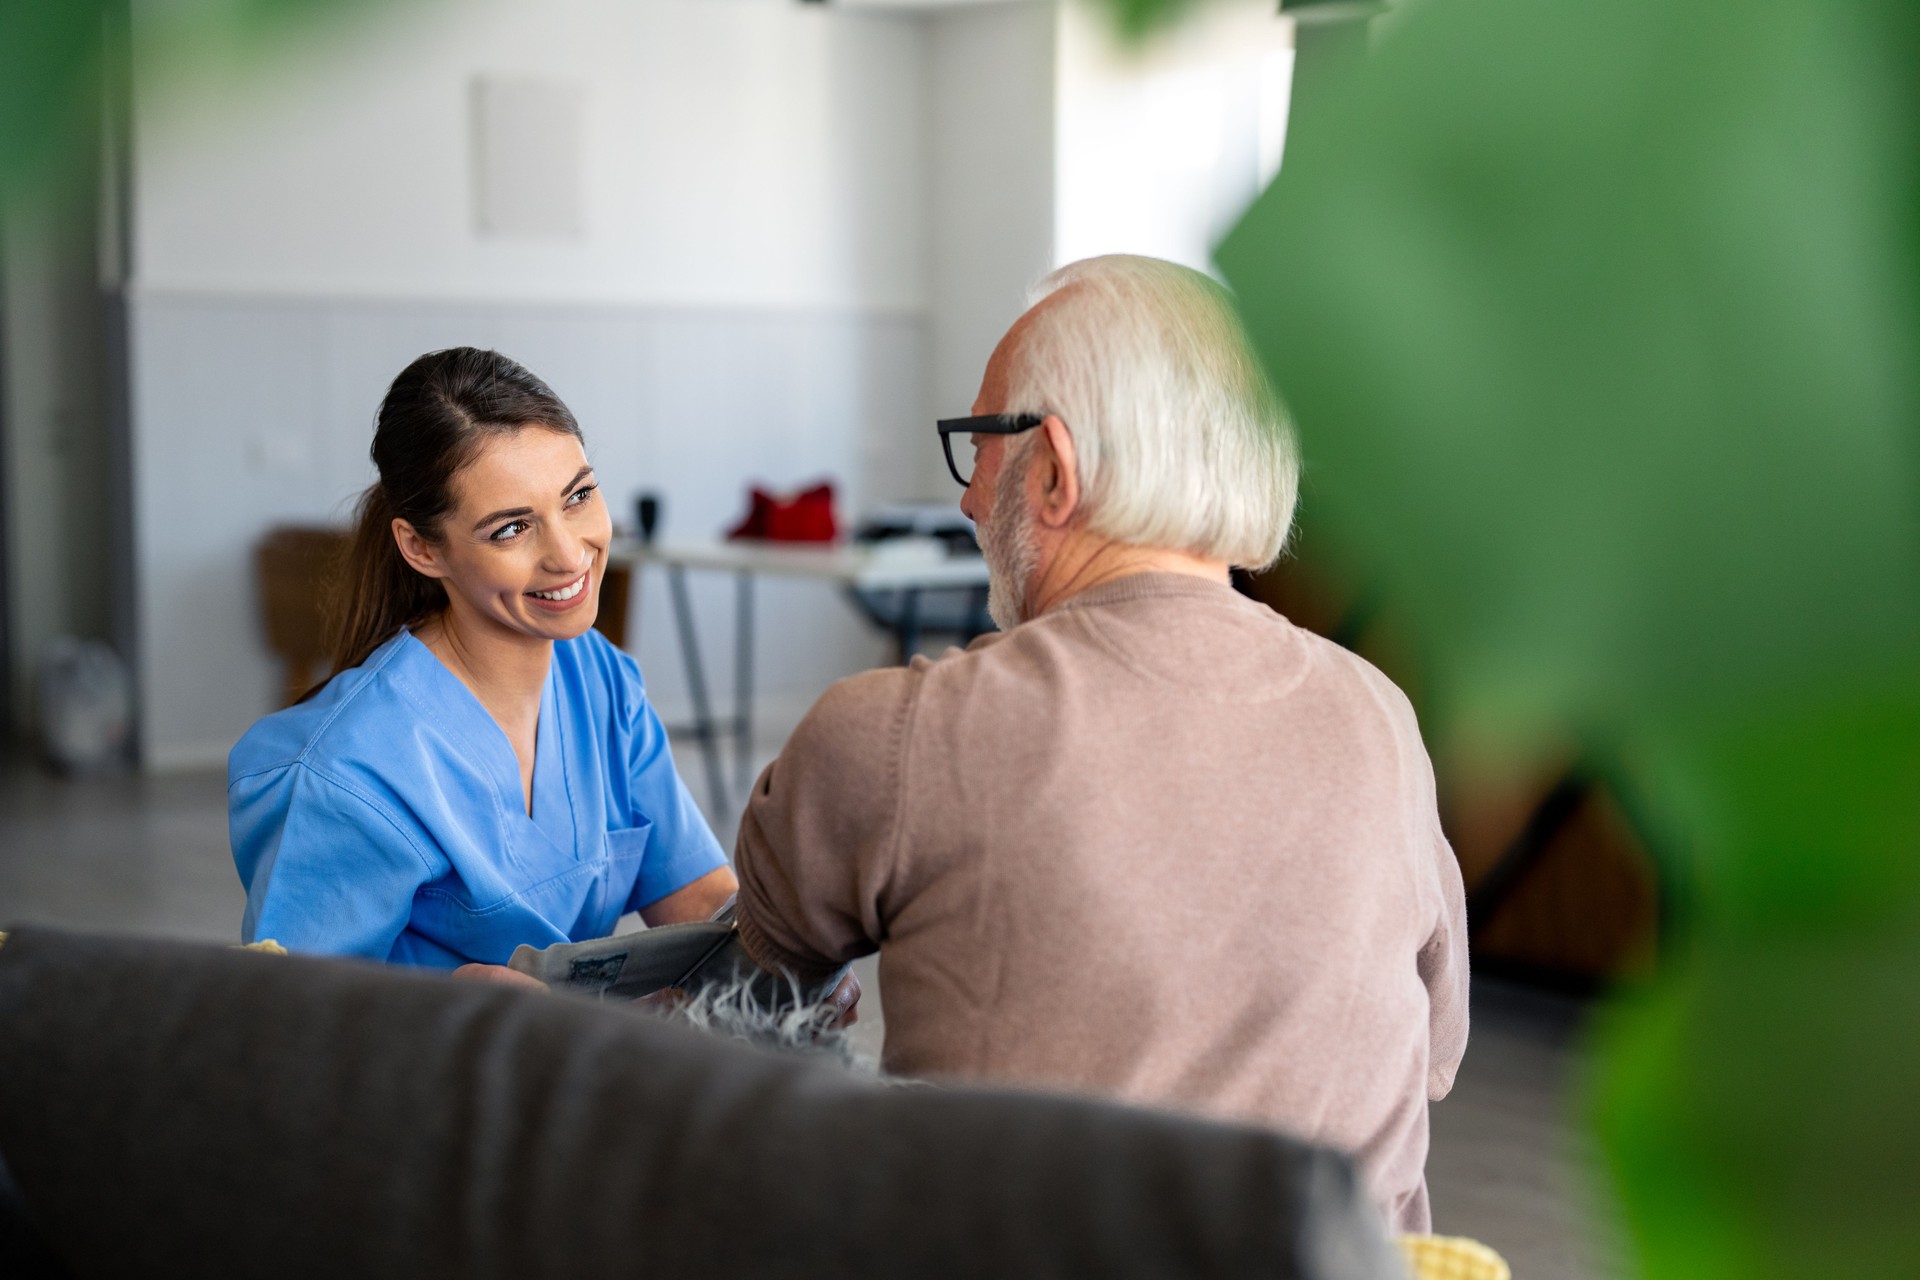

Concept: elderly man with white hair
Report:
left=733, top=254, right=1469, bottom=1233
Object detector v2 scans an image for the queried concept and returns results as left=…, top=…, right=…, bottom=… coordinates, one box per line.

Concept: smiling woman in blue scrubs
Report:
left=230, top=348, right=735, bottom=968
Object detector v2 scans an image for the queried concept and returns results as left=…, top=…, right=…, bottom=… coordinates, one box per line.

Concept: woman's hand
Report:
left=451, top=962, right=548, bottom=990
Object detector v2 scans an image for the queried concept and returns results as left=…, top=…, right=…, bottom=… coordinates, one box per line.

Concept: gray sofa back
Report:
left=0, top=928, right=1402, bottom=1280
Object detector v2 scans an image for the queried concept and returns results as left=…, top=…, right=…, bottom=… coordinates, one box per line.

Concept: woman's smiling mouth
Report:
left=527, top=572, right=589, bottom=607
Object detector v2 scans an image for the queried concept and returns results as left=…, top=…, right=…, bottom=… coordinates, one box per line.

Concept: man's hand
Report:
left=451, top=963, right=548, bottom=991
left=823, top=968, right=861, bottom=1028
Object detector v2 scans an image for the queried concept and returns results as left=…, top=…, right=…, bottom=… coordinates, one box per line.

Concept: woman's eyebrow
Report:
left=472, top=505, right=533, bottom=533
left=470, top=468, right=595, bottom=532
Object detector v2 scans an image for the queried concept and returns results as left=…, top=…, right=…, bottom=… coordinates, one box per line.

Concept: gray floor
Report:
left=1428, top=982, right=1628, bottom=1279
left=0, top=757, right=242, bottom=944
left=0, top=750, right=1626, bottom=1278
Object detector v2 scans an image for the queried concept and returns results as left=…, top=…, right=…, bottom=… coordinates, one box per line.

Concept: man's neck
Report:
left=1026, top=533, right=1230, bottom=620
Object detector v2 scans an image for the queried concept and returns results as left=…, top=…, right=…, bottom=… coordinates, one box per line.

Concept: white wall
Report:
left=134, top=0, right=928, bottom=311
left=917, top=0, right=1294, bottom=502
left=1054, top=0, right=1293, bottom=274
left=126, top=0, right=933, bottom=768
left=925, top=0, right=1056, bottom=489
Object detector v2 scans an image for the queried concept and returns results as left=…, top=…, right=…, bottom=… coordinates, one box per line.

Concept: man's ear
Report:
left=391, top=518, right=448, bottom=580
left=1032, top=415, right=1081, bottom=529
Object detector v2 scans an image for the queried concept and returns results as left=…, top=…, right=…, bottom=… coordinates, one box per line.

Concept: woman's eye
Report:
left=567, top=484, right=598, bottom=508
left=490, top=520, right=530, bottom=542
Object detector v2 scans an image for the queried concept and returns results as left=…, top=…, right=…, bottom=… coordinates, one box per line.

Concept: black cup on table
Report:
left=634, top=493, right=660, bottom=544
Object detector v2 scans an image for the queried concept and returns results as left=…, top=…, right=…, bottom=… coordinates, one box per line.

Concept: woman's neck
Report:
left=413, top=606, right=553, bottom=725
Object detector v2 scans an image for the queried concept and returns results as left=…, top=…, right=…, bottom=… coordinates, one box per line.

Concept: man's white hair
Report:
left=1000, top=254, right=1299, bottom=568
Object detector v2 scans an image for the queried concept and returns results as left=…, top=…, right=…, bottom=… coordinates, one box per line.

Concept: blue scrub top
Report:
left=229, top=628, right=728, bottom=967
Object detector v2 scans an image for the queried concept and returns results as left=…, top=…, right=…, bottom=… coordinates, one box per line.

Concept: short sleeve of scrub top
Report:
left=229, top=628, right=728, bottom=968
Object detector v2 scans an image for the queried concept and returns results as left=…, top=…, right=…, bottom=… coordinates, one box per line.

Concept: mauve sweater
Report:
left=735, top=573, right=1469, bottom=1232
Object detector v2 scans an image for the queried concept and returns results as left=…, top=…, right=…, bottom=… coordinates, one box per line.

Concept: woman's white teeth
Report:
left=531, top=576, right=585, bottom=601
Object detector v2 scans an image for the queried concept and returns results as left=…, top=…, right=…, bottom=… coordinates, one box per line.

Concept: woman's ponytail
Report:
left=312, top=347, right=582, bottom=688
left=327, top=482, right=446, bottom=678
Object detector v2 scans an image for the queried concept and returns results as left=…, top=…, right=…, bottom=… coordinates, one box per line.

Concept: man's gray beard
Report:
left=977, top=461, right=1039, bottom=633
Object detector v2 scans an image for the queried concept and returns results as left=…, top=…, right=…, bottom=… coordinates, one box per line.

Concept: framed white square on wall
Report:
left=470, top=76, right=588, bottom=240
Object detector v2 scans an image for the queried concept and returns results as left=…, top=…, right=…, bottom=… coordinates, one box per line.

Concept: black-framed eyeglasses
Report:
left=935, top=414, right=1044, bottom=488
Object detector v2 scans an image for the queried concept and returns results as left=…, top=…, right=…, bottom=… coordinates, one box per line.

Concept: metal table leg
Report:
left=733, top=569, right=754, bottom=793
left=666, top=563, right=729, bottom=816
left=897, top=587, right=923, bottom=663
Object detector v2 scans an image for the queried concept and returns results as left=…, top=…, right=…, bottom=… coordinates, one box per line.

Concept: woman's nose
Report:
left=545, top=523, right=591, bottom=572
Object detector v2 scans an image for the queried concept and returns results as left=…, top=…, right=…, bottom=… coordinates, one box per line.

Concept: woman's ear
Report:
left=391, top=518, right=447, bottom=580
left=1033, top=415, right=1081, bottom=529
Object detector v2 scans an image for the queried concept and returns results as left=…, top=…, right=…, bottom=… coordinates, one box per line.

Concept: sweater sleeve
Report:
left=1356, top=654, right=1471, bottom=1100
left=1420, top=820, right=1471, bottom=1099
left=734, top=666, right=918, bottom=984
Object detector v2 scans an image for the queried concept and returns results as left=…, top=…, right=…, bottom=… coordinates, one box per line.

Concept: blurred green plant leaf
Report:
left=1073, top=0, right=1219, bottom=43
left=0, top=0, right=111, bottom=193
left=1590, top=918, right=1920, bottom=1277
left=1642, top=677, right=1920, bottom=933
left=1, top=0, right=388, bottom=203
left=1220, top=0, right=1920, bottom=744
left=1207, top=0, right=1920, bottom=1271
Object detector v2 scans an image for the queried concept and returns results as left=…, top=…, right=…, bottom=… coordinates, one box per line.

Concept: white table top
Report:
left=608, top=537, right=993, bottom=590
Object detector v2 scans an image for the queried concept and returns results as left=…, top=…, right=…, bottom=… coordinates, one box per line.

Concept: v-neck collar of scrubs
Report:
left=391, top=630, right=580, bottom=866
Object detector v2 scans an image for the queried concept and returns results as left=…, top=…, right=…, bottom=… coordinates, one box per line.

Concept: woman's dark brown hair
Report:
left=328, top=347, right=582, bottom=678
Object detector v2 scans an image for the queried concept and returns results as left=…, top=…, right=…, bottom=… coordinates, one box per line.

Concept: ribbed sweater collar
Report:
left=1049, top=570, right=1240, bottom=614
